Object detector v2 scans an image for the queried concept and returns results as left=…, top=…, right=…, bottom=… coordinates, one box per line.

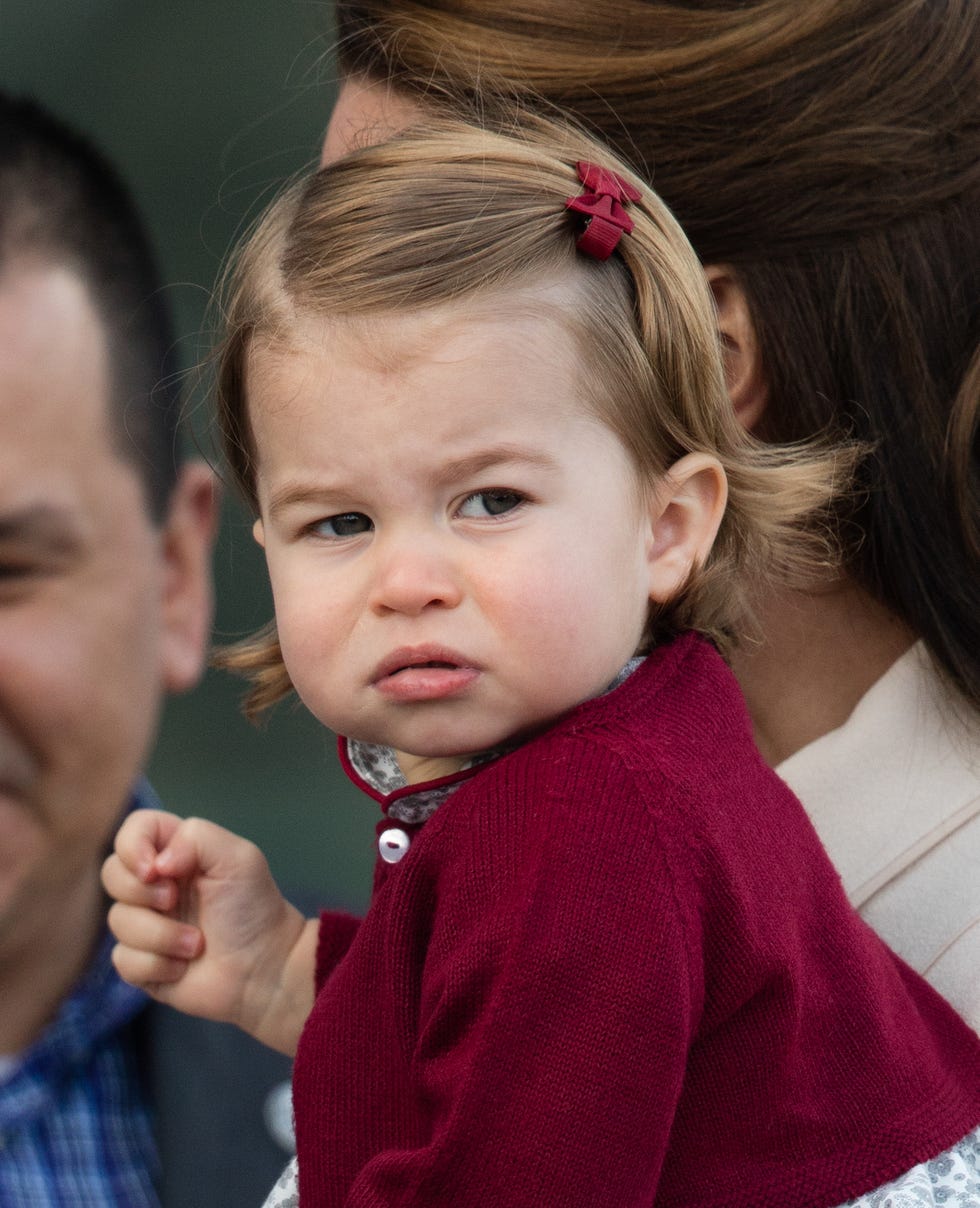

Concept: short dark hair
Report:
left=0, top=91, right=180, bottom=521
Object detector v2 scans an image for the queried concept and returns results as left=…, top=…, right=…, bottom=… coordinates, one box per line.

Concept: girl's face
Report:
left=249, top=305, right=659, bottom=783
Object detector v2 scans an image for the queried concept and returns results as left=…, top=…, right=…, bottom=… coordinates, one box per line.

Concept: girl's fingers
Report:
left=110, top=943, right=191, bottom=989
left=107, top=901, right=203, bottom=962
left=153, top=816, right=261, bottom=881
left=113, top=809, right=184, bottom=882
left=101, top=854, right=178, bottom=911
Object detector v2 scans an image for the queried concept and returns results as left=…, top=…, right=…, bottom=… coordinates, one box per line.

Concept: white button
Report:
left=379, top=827, right=411, bottom=863
left=263, top=1080, right=296, bottom=1153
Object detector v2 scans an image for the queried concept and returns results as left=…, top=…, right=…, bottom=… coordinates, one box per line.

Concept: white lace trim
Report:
left=261, top=1125, right=980, bottom=1208
left=841, top=1125, right=979, bottom=1207
left=261, top=1155, right=299, bottom=1208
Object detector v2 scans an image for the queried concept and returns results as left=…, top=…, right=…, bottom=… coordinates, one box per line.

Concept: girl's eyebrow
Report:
left=265, top=482, right=347, bottom=518
left=438, top=444, right=558, bottom=485
left=266, top=444, right=558, bottom=517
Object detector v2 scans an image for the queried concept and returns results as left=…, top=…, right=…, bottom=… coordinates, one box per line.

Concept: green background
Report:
left=1, top=1, right=375, bottom=909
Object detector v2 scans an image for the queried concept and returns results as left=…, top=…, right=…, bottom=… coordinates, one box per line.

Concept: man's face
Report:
left=0, top=262, right=213, bottom=954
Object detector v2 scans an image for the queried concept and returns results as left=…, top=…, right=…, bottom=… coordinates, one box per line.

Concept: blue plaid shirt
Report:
left=0, top=795, right=159, bottom=1206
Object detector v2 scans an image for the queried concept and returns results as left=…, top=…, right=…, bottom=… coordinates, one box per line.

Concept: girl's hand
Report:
left=101, top=809, right=318, bottom=1055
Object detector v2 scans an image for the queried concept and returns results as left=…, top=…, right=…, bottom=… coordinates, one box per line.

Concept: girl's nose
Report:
left=368, top=537, right=463, bottom=617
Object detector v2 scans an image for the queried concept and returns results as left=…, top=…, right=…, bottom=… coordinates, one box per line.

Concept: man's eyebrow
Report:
left=0, top=505, right=86, bottom=555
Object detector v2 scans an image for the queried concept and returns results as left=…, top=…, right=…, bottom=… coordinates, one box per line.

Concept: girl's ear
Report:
left=252, top=517, right=265, bottom=548
left=704, top=264, right=769, bottom=432
left=646, top=453, right=728, bottom=604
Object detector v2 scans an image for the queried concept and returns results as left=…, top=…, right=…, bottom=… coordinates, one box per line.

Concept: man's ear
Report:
left=159, top=461, right=220, bottom=694
left=646, top=453, right=728, bottom=604
left=704, top=264, right=769, bottom=432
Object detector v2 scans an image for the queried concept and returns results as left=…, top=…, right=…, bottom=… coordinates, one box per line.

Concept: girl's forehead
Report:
left=252, top=285, right=587, bottom=382
left=242, top=303, right=618, bottom=464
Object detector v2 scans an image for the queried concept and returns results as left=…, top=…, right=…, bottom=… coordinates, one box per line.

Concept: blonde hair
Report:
left=333, top=0, right=980, bottom=711
left=215, top=110, right=849, bottom=717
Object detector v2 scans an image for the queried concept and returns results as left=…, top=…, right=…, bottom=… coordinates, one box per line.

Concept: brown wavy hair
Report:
left=214, top=111, right=850, bottom=717
left=333, top=0, right=980, bottom=711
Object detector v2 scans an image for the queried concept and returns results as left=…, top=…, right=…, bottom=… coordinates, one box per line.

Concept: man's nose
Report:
left=367, top=533, right=464, bottom=617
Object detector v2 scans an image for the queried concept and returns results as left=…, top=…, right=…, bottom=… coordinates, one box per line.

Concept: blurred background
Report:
left=1, top=0, right=376, bottom=909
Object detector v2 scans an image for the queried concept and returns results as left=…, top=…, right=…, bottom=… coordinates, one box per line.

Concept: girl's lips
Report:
left=374, top=665, right=480, bottom=702
left=371, top=646, right=480, bottom=702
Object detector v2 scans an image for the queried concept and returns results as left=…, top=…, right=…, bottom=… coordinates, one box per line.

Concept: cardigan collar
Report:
left=341, top=656, right=645, bottom=825
left=340, top=739, right=503, bottom=824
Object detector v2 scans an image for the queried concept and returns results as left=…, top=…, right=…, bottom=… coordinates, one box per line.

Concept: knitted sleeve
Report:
left=346, top=739, right=704, bottom=1206
left=315, top=911, right=362, bottom=994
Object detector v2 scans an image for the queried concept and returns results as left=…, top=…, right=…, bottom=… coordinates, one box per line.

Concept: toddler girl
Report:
left=103, top=111, right=980, bottom=1207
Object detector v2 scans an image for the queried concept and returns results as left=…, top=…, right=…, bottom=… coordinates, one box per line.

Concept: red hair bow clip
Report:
left=566, top=161, right=642, bottom=261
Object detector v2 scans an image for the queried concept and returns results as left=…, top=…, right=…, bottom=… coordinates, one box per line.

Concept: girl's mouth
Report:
left=372, top=648, right=480, bottom=702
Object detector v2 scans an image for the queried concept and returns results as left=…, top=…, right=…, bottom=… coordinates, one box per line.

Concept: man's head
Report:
left=0, top=93, right=217, bottom=993
left=1, top=94, right=183, bottom=521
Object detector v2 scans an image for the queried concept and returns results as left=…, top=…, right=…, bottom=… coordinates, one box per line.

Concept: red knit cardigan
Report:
left=293, top=634, right=980, bottom=1207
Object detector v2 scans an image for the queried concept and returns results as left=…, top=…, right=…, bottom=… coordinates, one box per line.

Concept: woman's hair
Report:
left=333, top=0, right=980, bottom=711
left=215, top=111, right=848, bottom=717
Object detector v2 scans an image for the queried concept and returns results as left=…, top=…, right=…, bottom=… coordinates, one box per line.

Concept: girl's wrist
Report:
left=244, top=911, right=319, bottom=1055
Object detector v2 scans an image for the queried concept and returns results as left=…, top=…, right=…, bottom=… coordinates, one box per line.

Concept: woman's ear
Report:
left=646, top=453, right=728, bottom=604
left=704, top=264, right=769, bottom=432
left=252, top=517, right=265, bottom=548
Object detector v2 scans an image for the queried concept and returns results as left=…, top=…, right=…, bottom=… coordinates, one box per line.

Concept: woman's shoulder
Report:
left=778, top=642, right=980, bottom=882
left=778, top=642, right=980, bottom=1028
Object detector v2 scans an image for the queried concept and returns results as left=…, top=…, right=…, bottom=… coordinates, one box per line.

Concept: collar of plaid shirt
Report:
left=0, top=782, right=159, bottom=1207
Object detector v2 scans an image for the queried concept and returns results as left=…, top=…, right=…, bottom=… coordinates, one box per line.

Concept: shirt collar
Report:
left=0, top=779, right=156, bottom=1088
left=0, top=929, right=146, bottom=1132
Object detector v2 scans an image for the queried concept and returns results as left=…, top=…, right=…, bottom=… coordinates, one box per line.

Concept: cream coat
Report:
left=779, top=643, right=980, bottom=1032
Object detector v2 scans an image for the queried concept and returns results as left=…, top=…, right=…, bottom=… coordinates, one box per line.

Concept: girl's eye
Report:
left=457, top=490, right=525, bottom=519
left=313, top=512, right=373, bottom=538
